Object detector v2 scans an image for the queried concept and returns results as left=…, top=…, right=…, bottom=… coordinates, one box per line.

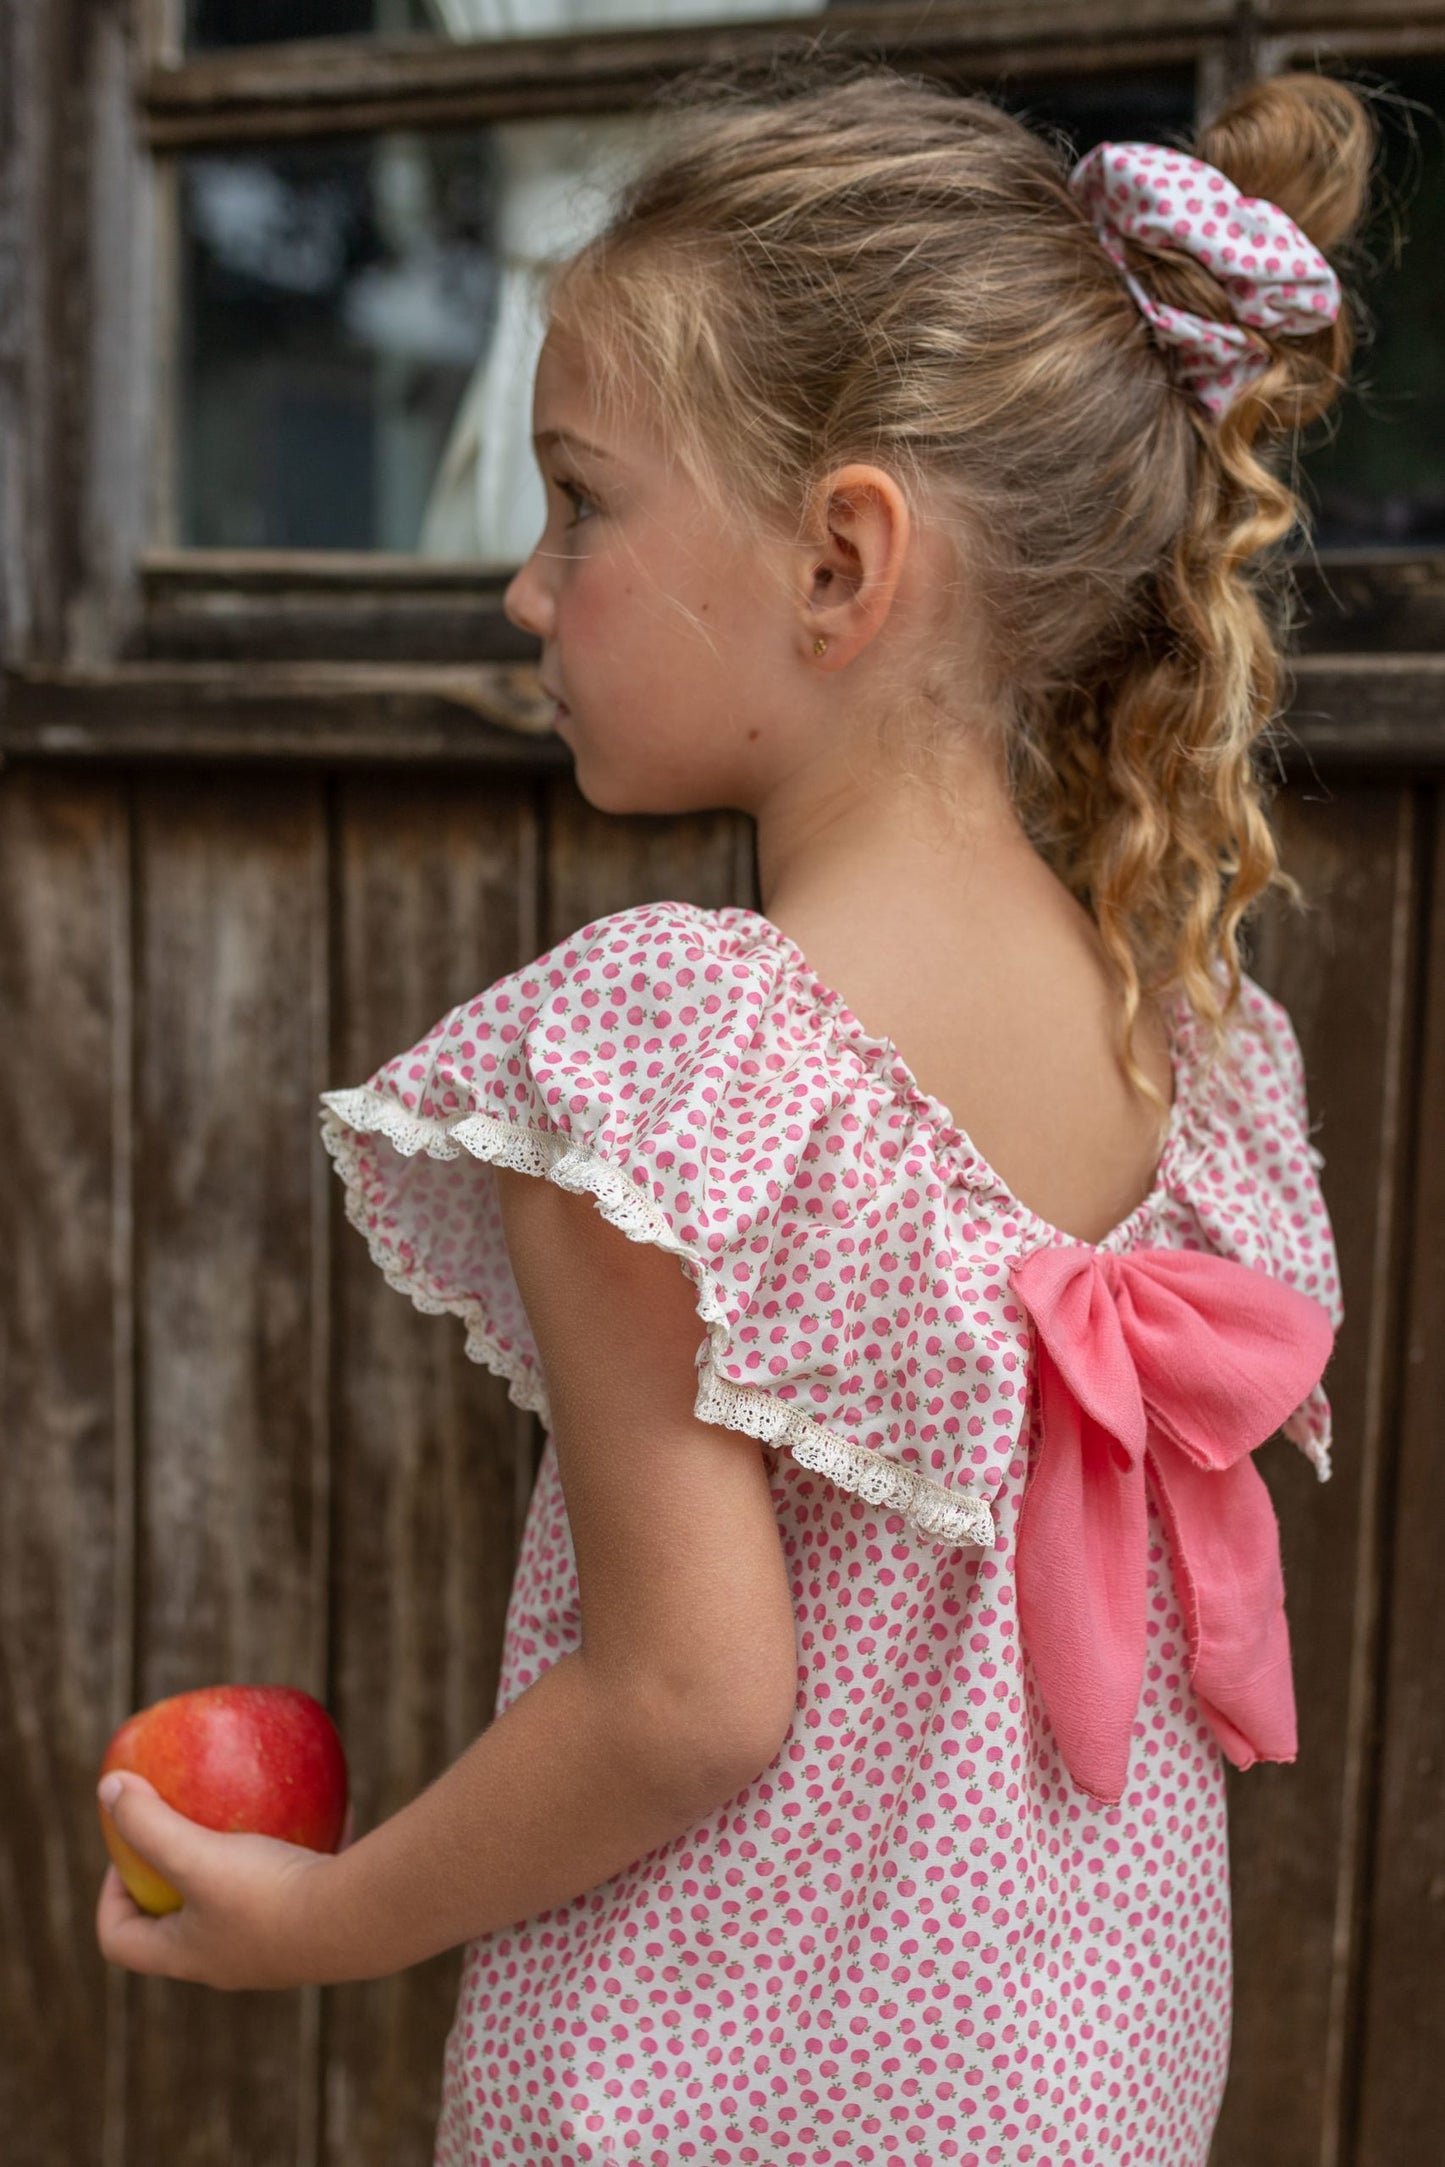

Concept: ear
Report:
left=798, top=462, right=912, bottom=669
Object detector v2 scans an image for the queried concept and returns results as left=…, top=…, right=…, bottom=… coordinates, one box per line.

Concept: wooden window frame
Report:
left=1, top=0, right=1443, bottom=768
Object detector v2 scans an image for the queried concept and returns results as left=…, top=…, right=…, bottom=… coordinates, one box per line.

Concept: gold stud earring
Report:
left=813, top=637, right=828, bottom=657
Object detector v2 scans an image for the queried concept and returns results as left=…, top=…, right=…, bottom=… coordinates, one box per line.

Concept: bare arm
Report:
left=284, top=1639, right=763, bottom=1983
left=287, top=1163, right=801, bottom=1983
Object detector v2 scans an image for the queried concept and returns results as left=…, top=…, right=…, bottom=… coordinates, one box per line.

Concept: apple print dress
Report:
left=317, top=897, right=1343, bottom=2167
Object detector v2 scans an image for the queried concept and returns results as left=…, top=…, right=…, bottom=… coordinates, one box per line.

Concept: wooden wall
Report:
left=0, top=748, right=1439, bottom=2166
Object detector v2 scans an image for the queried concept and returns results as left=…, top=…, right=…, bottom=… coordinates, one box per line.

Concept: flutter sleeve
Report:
left=1179, top=971, right=1345, bottom=1478
left=317, top=898, right=995, bottom=1549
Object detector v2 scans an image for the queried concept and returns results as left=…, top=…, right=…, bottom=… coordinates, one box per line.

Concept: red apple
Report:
left=98, top=1685, right=349, bottom=1916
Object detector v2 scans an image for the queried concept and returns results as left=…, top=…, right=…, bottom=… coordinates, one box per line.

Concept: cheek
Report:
left=567, top=578, right=691, bottom=706
left=558, top=563, right=631, bottom=652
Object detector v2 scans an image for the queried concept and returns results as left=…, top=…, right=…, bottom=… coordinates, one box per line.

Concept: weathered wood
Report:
left=3, top=655, right=1444, bottom=770
left=0, top=0, right=74, bottom=664
left=79, top=0, right=155, bottom=667
left=545, top=769, right=758, bottom=943
left=321, top=776, right=545, bottom=2160
left=1350, top=783, right=1445, bottom=2165
left=0, top=664, right=570, bottom=763
left=138, top=599, right=529, bottom=667
left=0, top=769, right=129, bottom=2167
left=2, top=752, right=1442, bottom=2160
left=130, top=551, right=1445, bottom=668
left=123, top=774, right=332, bottom=2159
left=0, top=0, right=152, bottom=673
left=1281, top=655, right=1445, bottom=768
left=1264, top=0, right=1445, bottom=19
left=1212, top=785, right=1423, bottom=2165
left=138, top=554, right=532, bottom=666
left=143, top=548, right=520, bottom=590
left=139, top=6, right=1233, bottom=144
left=1291, top=554, right=1445, bottom=655
left=1262, top=4, right=1445, bottom=57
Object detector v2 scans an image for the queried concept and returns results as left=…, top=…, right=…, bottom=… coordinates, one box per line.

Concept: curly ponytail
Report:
left=544, top=57, right=1379, bottom=1133
left=1026, top=72, right=1377, bottom=1129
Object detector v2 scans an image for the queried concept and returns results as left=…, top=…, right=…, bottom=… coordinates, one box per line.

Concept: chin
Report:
left=574, top=772, right=704, bottom=820
left=576, top=779, right=662, bottom=817
left=563, top=756, right=633, bottom=817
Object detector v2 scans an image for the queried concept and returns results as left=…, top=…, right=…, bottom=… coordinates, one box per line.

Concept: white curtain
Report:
left=417, top=0, right=826, bottom=561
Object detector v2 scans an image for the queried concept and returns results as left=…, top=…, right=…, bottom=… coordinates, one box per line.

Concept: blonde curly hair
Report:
left=541, top=50, right=1378, bottom=1133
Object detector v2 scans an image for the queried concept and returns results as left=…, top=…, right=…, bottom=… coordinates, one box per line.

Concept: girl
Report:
left=97, top=52, right=1364, bottom=2167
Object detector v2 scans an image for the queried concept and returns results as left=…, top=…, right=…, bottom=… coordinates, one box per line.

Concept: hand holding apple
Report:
left=95, top=1685, right=352, bottom=1990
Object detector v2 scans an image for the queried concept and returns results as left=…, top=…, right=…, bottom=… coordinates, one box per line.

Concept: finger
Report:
left=96, top=1861, right=134, bottom=1936
left=96, top=1864, right=186, bottom=1978
left=96, top=1861, right=146, bottom=1938
left=97, top=1772, right=209, bottom=1892
left=339, top=1801, right=355, bottom=1853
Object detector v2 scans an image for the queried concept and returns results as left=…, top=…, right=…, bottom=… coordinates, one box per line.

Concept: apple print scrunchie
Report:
left=1068, top=140, right=1342, bottom=420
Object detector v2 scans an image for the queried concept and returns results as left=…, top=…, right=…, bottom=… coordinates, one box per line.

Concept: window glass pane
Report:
left=172, top=73, right=1195, bottom=559
left=189, top=0, right=432, bottom=44
left=992, top=64, right=1196, bottom=156
left=175, top=116, right=665, bottom=556
left=179, top=131, right=494, bottom=550
left=1300, top=63, right=1445, bottom=548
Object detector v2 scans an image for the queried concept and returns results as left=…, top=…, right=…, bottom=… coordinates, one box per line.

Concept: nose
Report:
left=503, top=551, right=554, bottom=640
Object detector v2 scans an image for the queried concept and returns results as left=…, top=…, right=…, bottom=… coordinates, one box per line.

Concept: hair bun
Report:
left=1127, top=71, right=1379, bottom=436
left=1194, top=71, right=1376, bottom=257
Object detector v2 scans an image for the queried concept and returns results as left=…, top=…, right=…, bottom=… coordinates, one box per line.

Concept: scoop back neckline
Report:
left=701, top=900, right=1209, bottom=1257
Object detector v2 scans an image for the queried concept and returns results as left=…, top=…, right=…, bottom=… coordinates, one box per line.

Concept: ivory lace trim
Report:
left=318, top=1088, right=997, bottom=1552
left=1281, top=1377, right=1333, bottom=1482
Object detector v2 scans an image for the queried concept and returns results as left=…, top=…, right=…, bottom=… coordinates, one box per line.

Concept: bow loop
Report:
left=1104, top=1246, right=1337, bottom=1472
left=1003, top=1242, right=1150, bottom=1468
left=1006, top=1240, right=1337, bottom=1803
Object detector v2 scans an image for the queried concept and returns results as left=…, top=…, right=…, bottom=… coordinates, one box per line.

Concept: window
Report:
left=4, top=4, right=1441, bottom=751
left=1298, top=58, right=1445, bottom=547
left=178, top=127, right=504, bottom=554
left=170, top=61, right=1203, bottom=560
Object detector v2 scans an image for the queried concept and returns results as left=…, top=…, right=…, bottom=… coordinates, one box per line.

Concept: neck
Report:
left=753, top=747, right=1033, bottom=927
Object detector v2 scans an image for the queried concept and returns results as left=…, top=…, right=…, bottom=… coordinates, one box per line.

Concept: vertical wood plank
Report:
left=299, top=775, right=334, bottom=2167
left=543, top=783, right=756, bottom=943
left=1212, top=784, right=1421, bottom=2167
left=320, top=773, right=541, bottom=2163
left=125, top=772, right=329, bottom=2162
left=0, top=768, right=127, bottom=2167
left=1353, top=785, right=1445, bottom=2167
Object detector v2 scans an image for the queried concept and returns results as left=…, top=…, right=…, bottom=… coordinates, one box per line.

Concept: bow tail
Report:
left=1145, top=1438, right=1298, bottom=1771
left=1016, top=1340, right=1149, bottom=1805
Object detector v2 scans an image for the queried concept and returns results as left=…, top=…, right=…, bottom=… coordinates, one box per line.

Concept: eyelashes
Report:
left=551, top=474, right=596, bottom=528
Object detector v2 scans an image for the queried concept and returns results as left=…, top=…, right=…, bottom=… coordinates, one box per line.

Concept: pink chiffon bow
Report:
left=1006, top=1242, right=1337, bottom=1804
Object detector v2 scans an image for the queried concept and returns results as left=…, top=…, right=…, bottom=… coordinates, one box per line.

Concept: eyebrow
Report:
left=532, top=427, right=616, bottom=464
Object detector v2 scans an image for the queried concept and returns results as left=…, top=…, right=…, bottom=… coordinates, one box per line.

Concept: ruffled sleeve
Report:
left=317, top=898, right=998, bottom=1551
left=1175, top=970, right=1345, bottom=1479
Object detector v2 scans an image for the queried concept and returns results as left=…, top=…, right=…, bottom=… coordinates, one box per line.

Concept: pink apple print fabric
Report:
left=1068, top=140, right=1342, bottom=418
left=317, top=897, right=1343, bottom=2166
